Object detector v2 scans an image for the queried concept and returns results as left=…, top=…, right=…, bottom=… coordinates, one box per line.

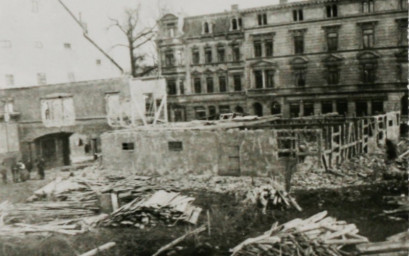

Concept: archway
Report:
left=34, top=132, right=72, bottom=168
left=271, top=102, right=281, bottom=115
left=253, top=102, right=263, bottom=117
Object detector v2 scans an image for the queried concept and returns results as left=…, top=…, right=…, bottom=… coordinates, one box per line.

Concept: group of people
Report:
left=0, top=158, right=45, bottom=184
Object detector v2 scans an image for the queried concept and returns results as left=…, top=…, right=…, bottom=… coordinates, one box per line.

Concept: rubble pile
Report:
left=231, top=211, right=368, bottom=256
left=244, top=182, right=302, bottom=214
left=100, top=190, right=202, bottom=228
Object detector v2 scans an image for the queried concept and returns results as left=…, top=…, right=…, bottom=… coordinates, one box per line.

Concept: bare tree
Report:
left=109, top=6, right=157, bottom=77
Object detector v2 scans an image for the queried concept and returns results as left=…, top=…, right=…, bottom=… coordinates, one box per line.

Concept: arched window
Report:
left=271, top=102, right=281, bottom=115
left=253, top=103, right=263, bottom=117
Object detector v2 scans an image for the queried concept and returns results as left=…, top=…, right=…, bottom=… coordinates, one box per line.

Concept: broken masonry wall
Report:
left=101, top=128, right=312, bottom=177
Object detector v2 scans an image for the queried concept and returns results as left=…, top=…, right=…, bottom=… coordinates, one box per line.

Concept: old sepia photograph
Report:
left=0, top=0, right=408, bottom=255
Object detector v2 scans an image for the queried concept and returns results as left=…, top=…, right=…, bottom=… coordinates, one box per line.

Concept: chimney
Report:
left=231, top=4, right=239, bottom=11
left=280, top=0, right=288, bottom=4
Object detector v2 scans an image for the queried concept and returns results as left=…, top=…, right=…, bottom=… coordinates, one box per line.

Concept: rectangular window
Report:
left=290, top=103, right=300, bottom=118
left=0, top=40, right=11, bottom=48
left=219, top=76, right=227, bottom=92
left=219, top=105, right=231, bottom=114
left=327, top=66, right=339, bottom=85
left=362, top=28, right=374, bottom=48
left=266, top=70, right=275, bottom=88
left=122, top=143, right=134, bottom=151
left=327, top=32, right=338, bottom=51
left=293, top=9, right=303, bottom=21
left=205, top=47, right=212, bottom=63
left=168, top=141, right=183, bottom=151
left=372, top=100, right=384, bottom=115
left=5, top=74, right=14, bottom=86
left=179, top=81, right=185, bottom=95
left=165, top=50, right=174, bottom=66
left=303, top=102, right=314, bottom=116
left=294, top=69, right=306, bottom=86
left=64, top=43, right=71, bottom=49
left=194, top=106, right=206, bottom=120
left=321, top=101, right=333, bottom=114
left=232, top=44, right=240, bottom=62
left=254, top=71, right=263, bottom=88
left=68, top=72, right=75, bottom=82
left=362, top=63, right=376, bottom=83
left=41, top=96, right=75, bottom=127
left=206, top=77, right=214, bottom=93
left=208, top=106, right=216, bottom=118
left=233, top=75, right=242, bottom=91
left=294, top=34, right=304, bottom=54
left=336, top=100, right=348, bottom=116
left=399, top=24, right=408, bottom=46
left=166, top=23, right=175, bottom=37
left=194, top=78, right=202, bottom=93
left=96, top=59, right=101, bottom=65
left=265, top=40, right=273, bottom=57
left=192, top=48, right=200, bottom=64
left=257, top=13, right=267, bottom=26
left=167, top=79, right=177, bottom=95
left=326, top=5, right=338, bottom=18
left=37, top=73, right=47, bottom=85
left=362, top=0, right=374, bottom=13
left=254, top=40, right=262, bottom=57
left=217, top=47, right=225, bottom=62
left=401, top=0, right=408, bottom=9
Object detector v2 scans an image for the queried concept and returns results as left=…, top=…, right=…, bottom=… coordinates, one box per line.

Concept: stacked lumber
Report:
left=356, top=230, right=409, bottom=255
left=100, top=190, right=202, bottom=228
left=231, top=211, right=368, bottom=256
left=244, top=183, right=302, bottom=214
left=380, top=195, right=409, bottom=221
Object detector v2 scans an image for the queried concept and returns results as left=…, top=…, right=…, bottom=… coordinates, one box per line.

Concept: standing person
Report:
left=17, top=161, right=29, bottom=182
left=37, top=158, right=45, bottom=180
left=0, top=162, right=8, bottom=184
left=25, top=159, right=33, bottom=180
left=11, top=163, right=19, bottom=183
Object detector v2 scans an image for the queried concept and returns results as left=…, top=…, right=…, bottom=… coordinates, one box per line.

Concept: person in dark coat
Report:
left=25, top=159, right=33, bottom=179
left=0, top=162, right=7, bottom=184
left=11, top=163, right=19, bottom=183
left=36, top=158, right=45, bottom=180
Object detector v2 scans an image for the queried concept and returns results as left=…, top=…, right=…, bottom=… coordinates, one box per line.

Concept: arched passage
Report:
left=271, top=101, right=281, bottom=115
left=253, top=102, right=263, bottom=117
left=34, top=132, right=72, bottom=168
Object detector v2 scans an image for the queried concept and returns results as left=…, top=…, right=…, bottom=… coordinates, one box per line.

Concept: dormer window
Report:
left=293, top=9, right=303, bottom=21
left=326, top=5, right=338, bottom=18
left=164, top=49, right=174, bottom=67
left=166, top=23, right=176, bottom=37
left=257, top=13, right=267, bottom=26
left=231, top=17, right=242, bottom=31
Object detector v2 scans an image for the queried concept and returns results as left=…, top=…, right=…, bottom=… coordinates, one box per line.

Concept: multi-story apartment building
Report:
left=156, top=0, right=408, bottom=122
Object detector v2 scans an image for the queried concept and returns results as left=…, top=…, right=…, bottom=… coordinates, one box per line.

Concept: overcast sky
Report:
left=63, top=0, right=302, bottom=71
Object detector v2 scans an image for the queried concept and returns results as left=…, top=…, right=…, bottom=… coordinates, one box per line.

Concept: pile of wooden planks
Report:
left=356, top=230, right=409, bottom=255
left=244, top=182, right=302, bottom=214
left=100, top=190, right=202, bottom=228
left=380, top=195, right=409, bottom=221
left=231, top=211, right=368, bottom=256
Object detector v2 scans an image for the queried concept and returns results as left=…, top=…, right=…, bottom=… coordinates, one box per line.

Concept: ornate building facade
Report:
left=157, top=0, right=408, bottom=121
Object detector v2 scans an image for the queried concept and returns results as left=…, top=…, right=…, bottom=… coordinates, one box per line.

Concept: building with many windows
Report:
left=157, top=0, right=408, bottom=122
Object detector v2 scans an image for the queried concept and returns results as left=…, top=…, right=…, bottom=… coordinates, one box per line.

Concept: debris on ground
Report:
left=243, top=181, right=302, bottom=214
left=230, top=210, right=368, bottom=256
left=78, top=241, right=116, bottom=256
left=380, top=194, right=409, bottom=221
left=356, top=230, right=409, bottom=255
left=99, top=190, right=202, bottom=228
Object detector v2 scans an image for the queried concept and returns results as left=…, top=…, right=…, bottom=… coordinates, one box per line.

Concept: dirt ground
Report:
left=0, top=169, right=406, bottom=256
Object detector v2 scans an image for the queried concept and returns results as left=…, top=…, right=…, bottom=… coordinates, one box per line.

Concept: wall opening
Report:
left=253, top=102, right=263, bottom=117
